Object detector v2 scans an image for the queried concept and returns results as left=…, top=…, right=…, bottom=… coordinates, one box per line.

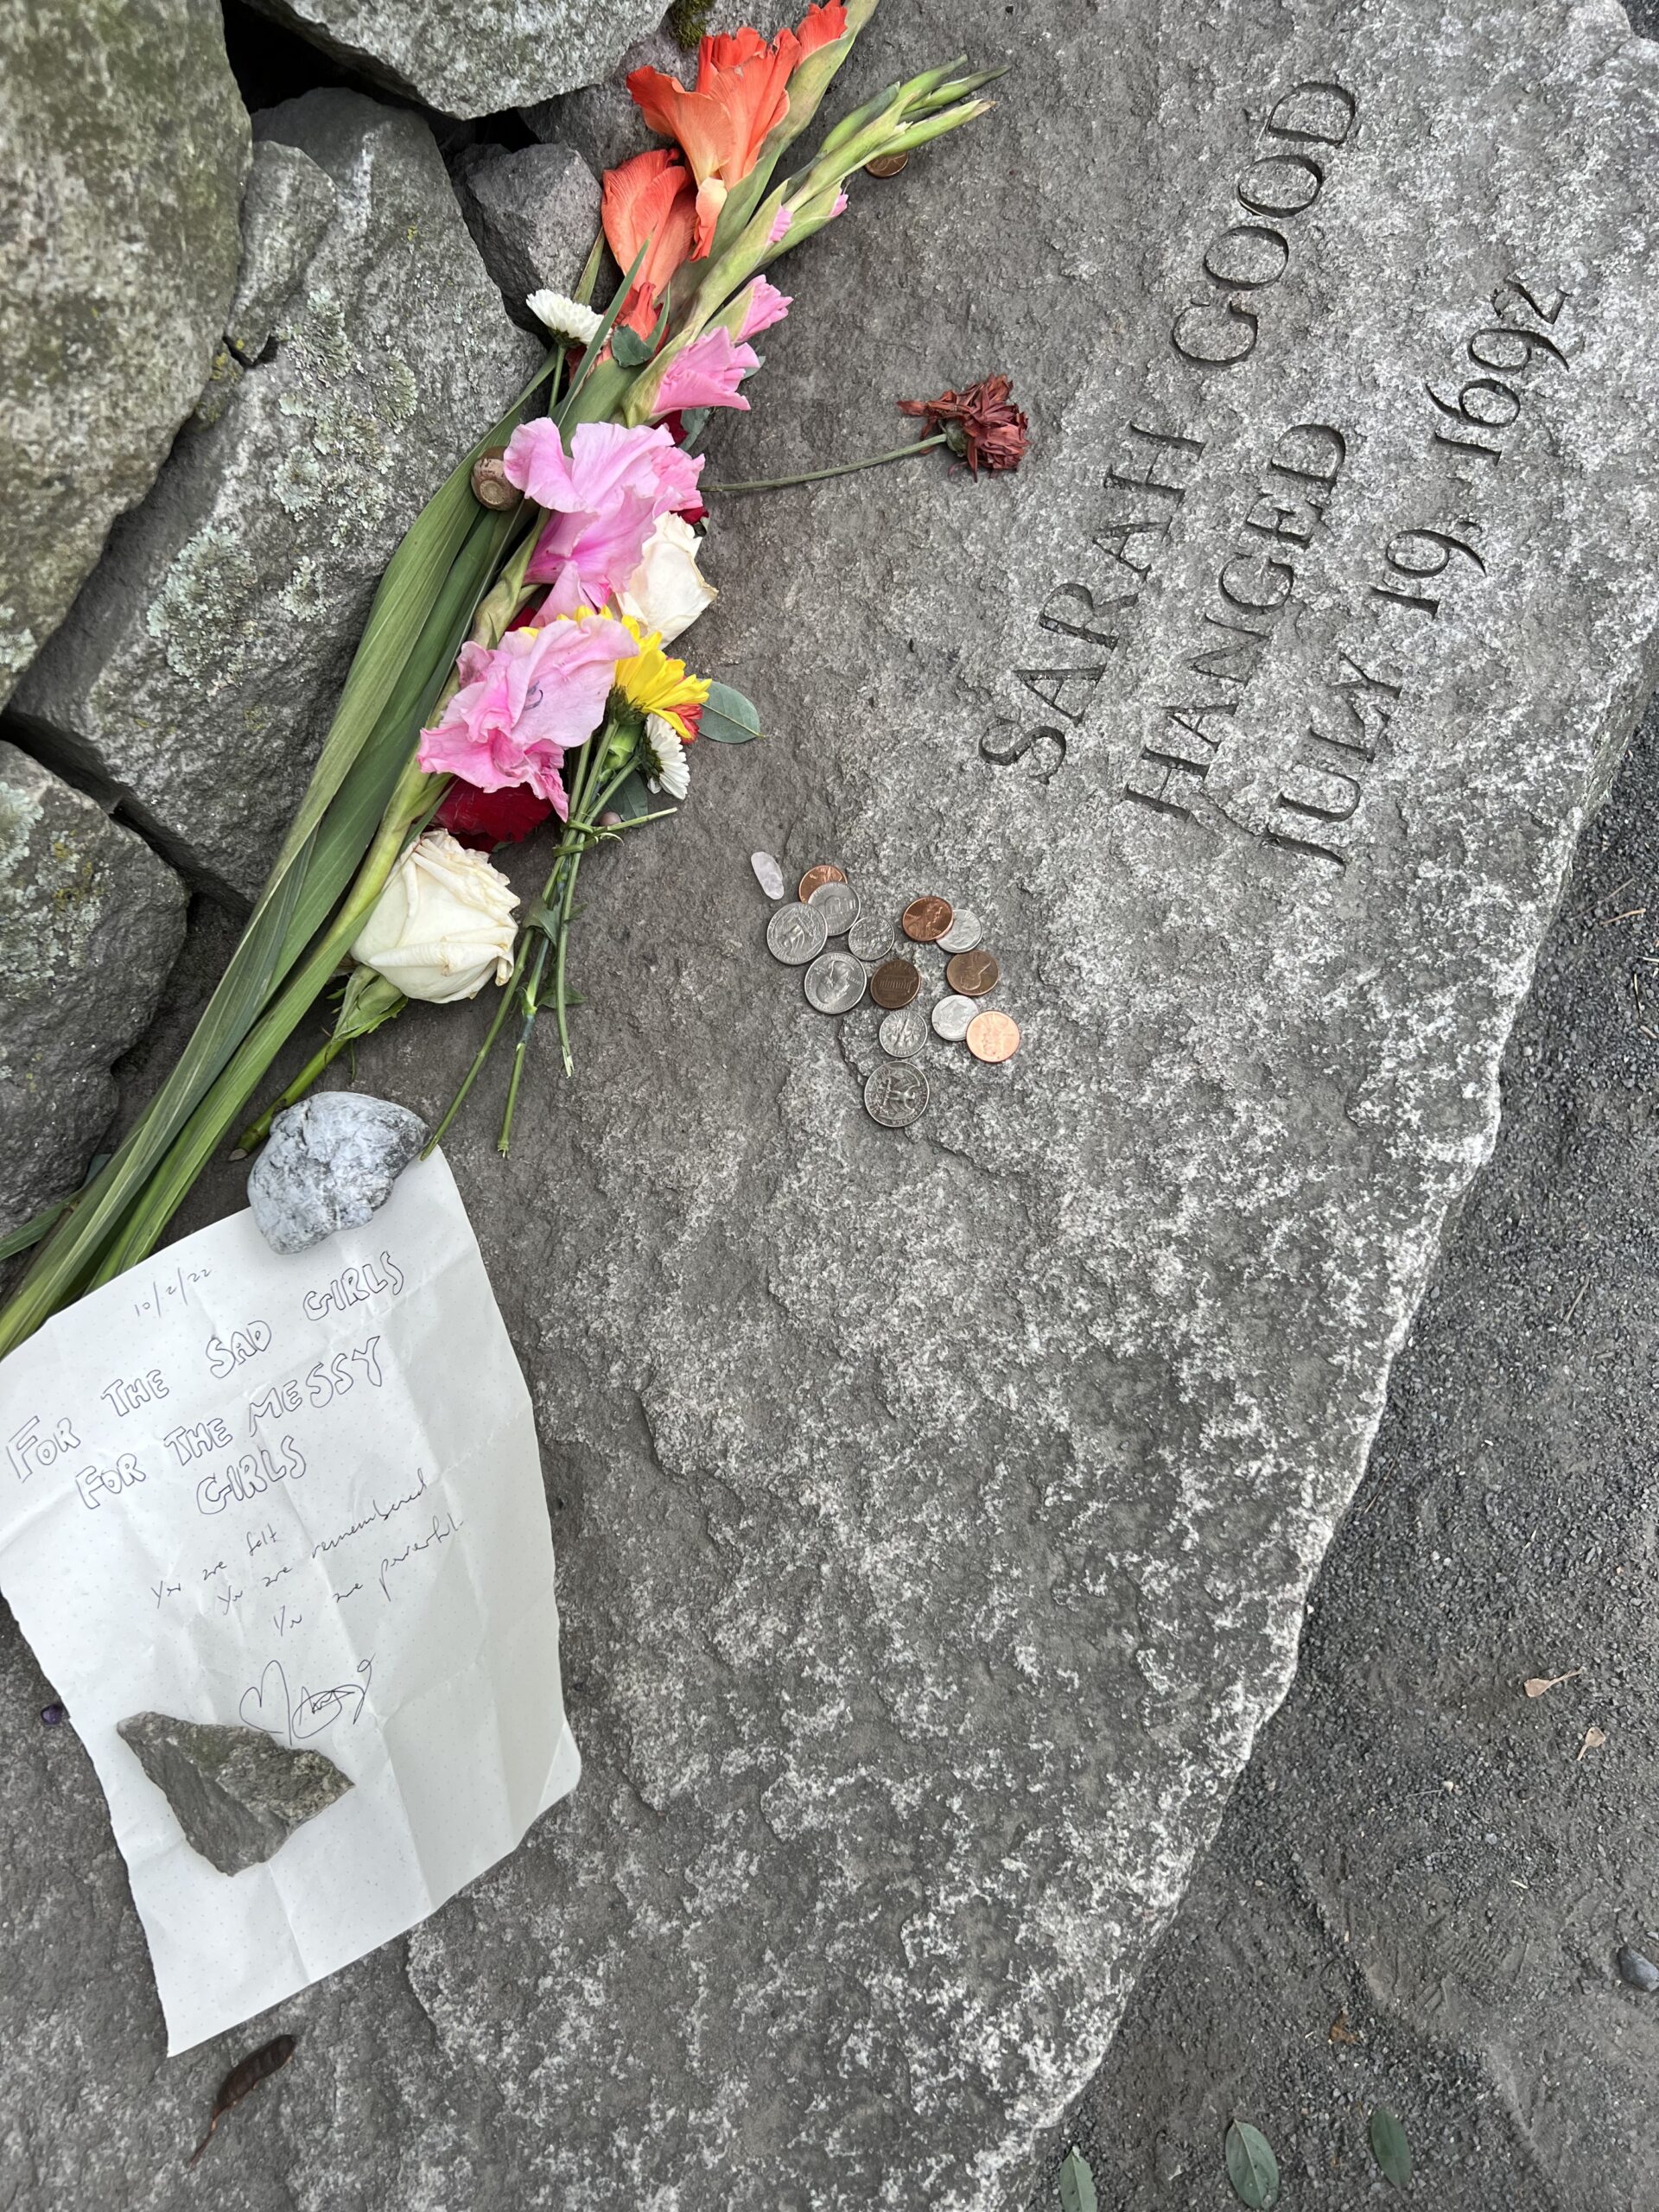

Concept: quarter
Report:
left=766, top=903, right=830, bottom=965
left=798, top=862, right=847, bottom=902
left=804, top=950, right=867, bottom=1015
left=931, top=994, right=977, bottom=1041
left=945, top=949, right=1001, bottom=997
left=869, top=957, right=922, bottom=1009
left=878, top=1005, right=929, bottom=1058
left=864, top=1062, right=930, bottom=1128
left=901, top=894, right=954, bottom=944
left=807, top=879, right=861, bottom=935
left=966, top=1010, right=1020, bottom=1064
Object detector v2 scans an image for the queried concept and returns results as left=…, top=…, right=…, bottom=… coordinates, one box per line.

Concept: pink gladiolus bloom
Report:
left=503, top=419, right=705, bottom=608
left=767, top=206, right=793, bottom=244
left=651, top=327, right=760, bottom=418
left=738, top=277, right=791, bottom=340
left=416, top=620, right=635, bottom=817
left=830, top=188, right=849, bottom=218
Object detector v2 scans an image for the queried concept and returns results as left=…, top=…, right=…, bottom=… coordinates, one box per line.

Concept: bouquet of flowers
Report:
left=0, top=0, right=1006, bottom=1355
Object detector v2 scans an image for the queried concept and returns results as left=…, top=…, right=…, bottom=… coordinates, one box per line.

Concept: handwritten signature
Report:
left=238, top=1656, right=372, bottom=1745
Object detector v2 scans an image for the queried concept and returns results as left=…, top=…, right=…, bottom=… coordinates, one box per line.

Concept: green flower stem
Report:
left=704, top=432, right=945, bottom=493
left=89, top=761, right=438, bottom=1286
left=232, top=969, right=408, bottom=1153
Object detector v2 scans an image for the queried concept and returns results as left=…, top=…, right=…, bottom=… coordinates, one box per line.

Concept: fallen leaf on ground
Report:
left=1329, top=2012, right=1363, bottom=2046
left=1524, top=1669, right=1583, bottom=1698
left=1058, top=2145, right=1097, bottom=2212
left=188, top=2034, right=298, bottom=2165
left=1370, top=2105, right=1413, bottom=2188
left=1225, top=2120, right=1280, bottom=2208
left=1578, top=1726, right=1608, bottom=1760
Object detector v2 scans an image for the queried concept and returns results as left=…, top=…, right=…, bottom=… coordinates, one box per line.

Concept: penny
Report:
left=878, top=1005, right=929, bottom=1058
left=931, top=994, right=978, bottom=1041
left=938, top=907, right=982, bottom=952
left=864, top=150, right=910, bottom=178
left=966, top=1010, right=1020, bottom=1064
left=945, top=948, right=1001, bottom=997
left=766, top=903, right=829, bottom=965
left=807, top=879, right=861, bottom=935
left=804, top=950, right=867, bottom=1015
left=901, top=894, right=954, bottom=943
left=798, top=862, right=847, bottom=902
left=864, top=1062, right=929, bottom=1128
left=869, top=957, right=922, bottom=1009
left=751, top=850, right=786, bottom=901
left=847, top=914, right=894, bottom=963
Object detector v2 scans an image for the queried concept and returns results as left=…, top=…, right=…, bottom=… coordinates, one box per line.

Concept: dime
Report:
left=804, top=950, right=867, bottom=1015
left=798, top=862, right=847, bottom=902
left=751, top=850, right=786, bottom=901
left=766, top=903, right=830, bottom=965
left=945, top=948, right=1001, bottom=997
left=807, top=879, right=861, bottom=935
left=966, top=1010, right=1020, bottom=1064
left=878, top=1005, right=930, bottom=1058
left=938, top=907, right=982, bottom=952
left=847, top=914, right=894, bottom=963
left=864, top=1062, right=930, bottom=1128
left=931, top=993, right=978, bottom=1041
left=901, top=894, right=954, bottom=943
left=864, top=150, right=910, bottom=178
left=869, top=957, right=922, bottom=1009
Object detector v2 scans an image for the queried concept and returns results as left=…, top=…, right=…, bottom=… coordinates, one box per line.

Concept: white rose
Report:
left=350, top=829, right=519, bottom=1005
left=617, top=512, right=717, bottom=644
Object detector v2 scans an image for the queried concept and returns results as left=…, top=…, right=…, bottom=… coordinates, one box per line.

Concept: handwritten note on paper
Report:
left=0, top=1153, right=578, bottom=2053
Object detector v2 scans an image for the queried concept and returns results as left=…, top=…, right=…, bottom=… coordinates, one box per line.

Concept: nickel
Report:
left=878, top=1005, right=929, bottom=1058
left=931, top=994, right=977, bottom=1041
left=766, top=903, right=830, bottom=965
left=966, top=1010, right=1020, bottom=1064
left=864, top=1062, right=929, bottom=1128
left=938, top=907, right=982, bottom=952
left=804, top=950, right=867, bottom=1015
left=847, top=914, right=894, bottom=963
left=807, top=879, right=861, bottom=935
left=869, top=957, right=922, bottom=1009
left=901, top=894, right=954, bottom=944
left=945, top=948, right=1001, bottom=997
left=798, top=862, right=847, bottom=902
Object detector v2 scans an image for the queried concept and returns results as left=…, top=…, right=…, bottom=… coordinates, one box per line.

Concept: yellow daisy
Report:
left=574, top=609, right=709, bottom=739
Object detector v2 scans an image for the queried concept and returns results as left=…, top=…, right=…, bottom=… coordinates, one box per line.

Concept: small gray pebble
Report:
left=1617, top=1945, right=1659, bottom=1992
left=248, top=1090, right=428, bottom=1255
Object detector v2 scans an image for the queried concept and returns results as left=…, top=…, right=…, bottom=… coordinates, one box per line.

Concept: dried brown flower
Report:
left=899, top=373, right=1030, bottom=475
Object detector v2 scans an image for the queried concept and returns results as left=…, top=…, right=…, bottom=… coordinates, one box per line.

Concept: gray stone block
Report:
left=0, top=0, right=248, bottom=708
left=453, top=142, right=601, bottom=327
left=13, top=93, right=542, bottom=903
left=241, top=0, right=669, bottom=120
left=0, top=745, right=186, bottom=1238
left=117, top=1711, right=352, bottom=1877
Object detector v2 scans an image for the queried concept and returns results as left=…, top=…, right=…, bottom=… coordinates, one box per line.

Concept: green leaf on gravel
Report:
left=1057, top=2145, right=1097, bottom=2212
left=698, top=681, right=763, bottom=743
left=1225, top=2120, right=1280, bottom=2208
left=1370, top=2106, right=1412, bottom=2187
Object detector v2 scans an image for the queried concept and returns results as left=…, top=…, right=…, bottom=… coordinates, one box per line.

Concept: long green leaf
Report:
left=1057, top=2147, right=1097, bottom=2212
left=1225, top=2122, right=1280, bottom=2209
left=1370, top=2107, right=1412, bottom=2188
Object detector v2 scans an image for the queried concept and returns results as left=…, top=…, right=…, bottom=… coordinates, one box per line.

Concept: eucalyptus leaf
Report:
left=1224, top=2121, right=1280, bottom=2209
left=1369, top=2107, right=1412, bottom=2188
left=1057, top=2146, right=1097, bottom=2212
left=699, top=682, right=763, bottom=744
left=609, top=325, right=654, bottom=369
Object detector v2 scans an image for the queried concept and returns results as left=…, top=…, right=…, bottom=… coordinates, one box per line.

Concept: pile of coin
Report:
left=758, top=854, right=1020, bottom=1128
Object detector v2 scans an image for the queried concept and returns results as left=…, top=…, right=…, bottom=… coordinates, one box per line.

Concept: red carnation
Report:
left=899, top=374, right=1030, bottom=476
left=436, top=779, right=555, bottom=849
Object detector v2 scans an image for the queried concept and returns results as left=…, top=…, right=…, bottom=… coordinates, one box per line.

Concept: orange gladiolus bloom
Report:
left=627, top=3, right=847, bottom=257
left=602, top=149, right=699, bottom=335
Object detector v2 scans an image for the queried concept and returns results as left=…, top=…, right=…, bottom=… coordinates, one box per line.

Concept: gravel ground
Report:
left=1023, top=684, right=1659, bottom=2210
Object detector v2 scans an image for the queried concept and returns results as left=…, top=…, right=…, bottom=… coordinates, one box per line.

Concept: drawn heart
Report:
left=238, top=1660, right=287, bottom=1738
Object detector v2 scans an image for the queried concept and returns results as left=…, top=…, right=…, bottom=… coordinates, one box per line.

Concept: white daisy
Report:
left=525, top=289, right=603, bottom=346
left=644, top=713, right=690, bottom=801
